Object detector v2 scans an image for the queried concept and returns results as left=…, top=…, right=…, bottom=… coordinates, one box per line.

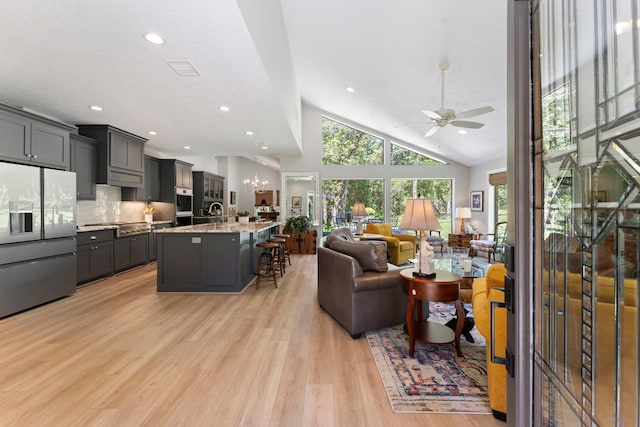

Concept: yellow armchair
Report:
left=363, top=223, right=417, bottom=265
left=472, top=262, right=508, bottom=421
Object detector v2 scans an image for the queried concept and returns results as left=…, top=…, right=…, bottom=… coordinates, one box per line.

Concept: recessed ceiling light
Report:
left=245, top=131, right=254, bottom=135
left=89, top=105, right=103, bottom=111
left=346, top=86, right=355, bottom=93
left=148, top=131, right=157, bottom=135
left=219, top=106, right=230, bottom=112
left=144, top=33, right=164, bottom=45
left=261, top=145, right=268, bottom=150
left=183, top=146, right=191, bottom=150
left=458, top=130, right=468, bottom=135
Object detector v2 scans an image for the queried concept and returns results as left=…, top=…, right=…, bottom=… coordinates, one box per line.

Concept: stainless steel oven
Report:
left=175, top=187, right=193, bottom=216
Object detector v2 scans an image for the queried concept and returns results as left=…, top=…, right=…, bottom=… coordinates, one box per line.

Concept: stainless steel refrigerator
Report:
left=0, top=162, right=77, bottom=318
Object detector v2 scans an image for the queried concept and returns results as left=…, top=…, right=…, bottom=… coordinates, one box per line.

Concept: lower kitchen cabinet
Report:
left=77, top=230, right=114, bottom=284
left=114, top=234, right=149, bottom=272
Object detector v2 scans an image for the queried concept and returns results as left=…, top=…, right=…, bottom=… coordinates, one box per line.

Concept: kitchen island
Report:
left=155, top=221, right=281, bottom=293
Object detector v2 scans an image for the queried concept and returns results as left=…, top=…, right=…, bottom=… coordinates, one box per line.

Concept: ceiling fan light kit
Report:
left=418, top=63, right=494, bottom=137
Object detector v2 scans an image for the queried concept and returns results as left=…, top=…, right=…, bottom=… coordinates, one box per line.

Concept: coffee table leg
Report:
left=454, top=300, right=464, bottom=357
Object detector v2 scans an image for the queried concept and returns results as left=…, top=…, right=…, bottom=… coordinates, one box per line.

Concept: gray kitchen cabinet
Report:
left=114, top=234, right=149, bottom=272
left=70, top=133, right=97, bottom=200
left=148, top=222, right=172, bottom=261
left=193, top=171, right=224, bottom=213
left=76, top=125, right=147, bottom=188
left=159, top=159, right=193, bottom=202
left=0, top=103, right=73, bottom=170
left=175, top=161, right=192, bottom=189
left=77, top=229, right=114, bottom=284
left=121, top=155, right=161, bottom=202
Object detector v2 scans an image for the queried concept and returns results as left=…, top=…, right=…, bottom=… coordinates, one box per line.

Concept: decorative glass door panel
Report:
left=532, top=0, right=640, bottom=425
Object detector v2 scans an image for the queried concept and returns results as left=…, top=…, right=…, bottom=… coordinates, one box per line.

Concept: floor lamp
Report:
left=398, top=198, right=442, bottom=278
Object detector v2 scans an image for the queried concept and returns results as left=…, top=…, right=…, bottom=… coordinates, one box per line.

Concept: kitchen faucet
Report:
left=208, top=202, right=223, bottom=216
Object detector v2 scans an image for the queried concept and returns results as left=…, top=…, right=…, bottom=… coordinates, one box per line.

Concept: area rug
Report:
left=366, top=302, right=490, bottom=414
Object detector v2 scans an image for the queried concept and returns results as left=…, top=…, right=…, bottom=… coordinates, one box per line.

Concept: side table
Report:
left=400, top=268, right=464, bottom=357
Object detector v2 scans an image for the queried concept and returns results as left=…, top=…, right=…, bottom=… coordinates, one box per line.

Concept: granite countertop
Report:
left=77, top=220, right=173, bottom=233
left=156, top=221, right=281, bottom=234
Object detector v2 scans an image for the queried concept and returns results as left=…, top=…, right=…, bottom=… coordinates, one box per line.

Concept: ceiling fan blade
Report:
left=455, top=105, right=494, bottom=120
left=450, top=120, right=485, bottom=129
left=421, top=110, right=442, bottom=120
left=424, top=126, right=439, bottom=137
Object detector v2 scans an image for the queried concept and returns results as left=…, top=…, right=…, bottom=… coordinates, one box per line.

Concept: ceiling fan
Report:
left=416, top=63, right=494, bottom=137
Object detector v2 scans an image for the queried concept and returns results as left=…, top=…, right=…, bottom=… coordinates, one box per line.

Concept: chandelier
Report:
left=243, top=173, right=268, bottom=194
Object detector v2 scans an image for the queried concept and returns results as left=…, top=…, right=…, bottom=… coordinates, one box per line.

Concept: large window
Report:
left=322, top=179, right=384, bottom=232
left=322, top=117, right=384, bottom=165
left=390, top=142, right=443, bottom=165
left=390, top=179, right=452, bottom=238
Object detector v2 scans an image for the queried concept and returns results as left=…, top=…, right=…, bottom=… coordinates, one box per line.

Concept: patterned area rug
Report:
left=366, top=302, right=490, bottom=414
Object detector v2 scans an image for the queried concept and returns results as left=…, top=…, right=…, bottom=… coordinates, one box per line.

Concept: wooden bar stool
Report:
left=267, top=237, right=287, bottom=276
left=255, top=241, right=279, bottom=289
left=272, top=233, right=292, bottom=266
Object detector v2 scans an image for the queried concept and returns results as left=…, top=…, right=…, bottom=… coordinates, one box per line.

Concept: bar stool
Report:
left=272, top=233, right=292, bottom=266
left=267, top=236, right=287, bottom=276
left=255, top=241, right=279, bottom=289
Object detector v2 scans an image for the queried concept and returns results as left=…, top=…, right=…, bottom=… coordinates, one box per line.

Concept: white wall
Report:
left=469, top=157, right=507, bottom=233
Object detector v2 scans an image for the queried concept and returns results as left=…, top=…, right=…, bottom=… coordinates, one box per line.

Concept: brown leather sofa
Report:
left=317, top=230, right=407, bottom=338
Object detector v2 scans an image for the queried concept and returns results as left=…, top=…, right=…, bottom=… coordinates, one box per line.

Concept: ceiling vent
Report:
left=165, top=60, right=201, bottom=76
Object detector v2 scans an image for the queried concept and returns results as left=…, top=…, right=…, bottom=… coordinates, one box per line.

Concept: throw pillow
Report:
left=329, top=239, right=388, bottom=272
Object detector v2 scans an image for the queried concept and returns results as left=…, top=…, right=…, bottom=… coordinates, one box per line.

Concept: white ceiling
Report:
left=0, top=0, right=507, bottom=168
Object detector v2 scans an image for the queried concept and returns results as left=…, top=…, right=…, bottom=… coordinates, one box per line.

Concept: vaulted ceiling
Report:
left=0, top=0, right=507, bottom=167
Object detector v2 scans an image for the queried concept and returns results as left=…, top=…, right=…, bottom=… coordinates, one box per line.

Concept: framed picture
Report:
left=470, top=191, right=484, bottom=211
left=292, top=196, right=302, bottom=209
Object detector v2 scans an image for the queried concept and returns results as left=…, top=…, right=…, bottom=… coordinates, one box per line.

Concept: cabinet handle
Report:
left=90, top=236, right=97, bottom=240
left=32, top=154, right=37, bottom=159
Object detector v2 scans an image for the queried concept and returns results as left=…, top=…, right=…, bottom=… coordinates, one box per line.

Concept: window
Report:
left=390, top=179, right=452, bottom=238
left=322, top=179, right=384, bottom=232
left=322, top=117, right=384, bottom=165
left=489, top=171, right=507, bottom=225
left=390, top=142, right=443, bottom=165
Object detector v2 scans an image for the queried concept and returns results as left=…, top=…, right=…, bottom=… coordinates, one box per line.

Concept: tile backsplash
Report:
left=77, top=185, right=174, bottom=225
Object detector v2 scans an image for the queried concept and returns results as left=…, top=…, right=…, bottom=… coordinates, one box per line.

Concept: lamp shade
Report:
left=352, top=203, right=367, bottom=217
left=398, top=199, right=441, bottom=231
left=455, top=207, right=472, bottom=219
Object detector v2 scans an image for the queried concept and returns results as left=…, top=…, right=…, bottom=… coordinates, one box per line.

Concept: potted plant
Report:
left=237, top=210, right=251, bottom=225
left=283, top=215, right=316, bottom=254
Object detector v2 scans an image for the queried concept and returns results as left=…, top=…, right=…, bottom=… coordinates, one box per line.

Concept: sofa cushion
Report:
left=329, top=239, right=389, bottom=272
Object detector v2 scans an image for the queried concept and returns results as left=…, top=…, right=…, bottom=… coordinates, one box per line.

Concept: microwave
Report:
left=176, top=188, right=193, bottom=216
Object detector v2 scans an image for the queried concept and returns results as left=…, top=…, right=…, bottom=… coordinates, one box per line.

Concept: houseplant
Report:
left=237, top=210, right=251, bottom=225
left=283, top=215, right=316, bottom=254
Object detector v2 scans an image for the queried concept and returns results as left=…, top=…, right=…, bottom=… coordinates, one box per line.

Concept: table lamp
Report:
left=398, top=198, right=442, bottom=278
left=352, top=203, right=367, bottom=235
left=455, top=207, right=472, bottom=234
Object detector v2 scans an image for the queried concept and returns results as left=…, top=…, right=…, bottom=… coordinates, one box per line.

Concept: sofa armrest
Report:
left=394, top=233, right=418, bottom=244
left=379, top=235, right=400, bottom=248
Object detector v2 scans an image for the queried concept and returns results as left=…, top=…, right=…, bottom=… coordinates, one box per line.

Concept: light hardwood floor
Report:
left=0, top=254, right=503, bottom=427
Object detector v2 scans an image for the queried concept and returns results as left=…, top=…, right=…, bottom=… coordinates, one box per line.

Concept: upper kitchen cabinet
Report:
left=159, top=159, right=193, bottom=202
left=70, top=133, right=97, bottom=200
left=193, top=171, right=225, bottom=207
left=76, top=125, right=147, bottom=188
left=121, top=155, right=161, bottom=202
left=0, top=103, right=73, bottom=170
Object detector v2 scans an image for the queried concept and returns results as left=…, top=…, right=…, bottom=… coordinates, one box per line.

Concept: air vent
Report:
left=165, top=60, right=201, bottom=76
